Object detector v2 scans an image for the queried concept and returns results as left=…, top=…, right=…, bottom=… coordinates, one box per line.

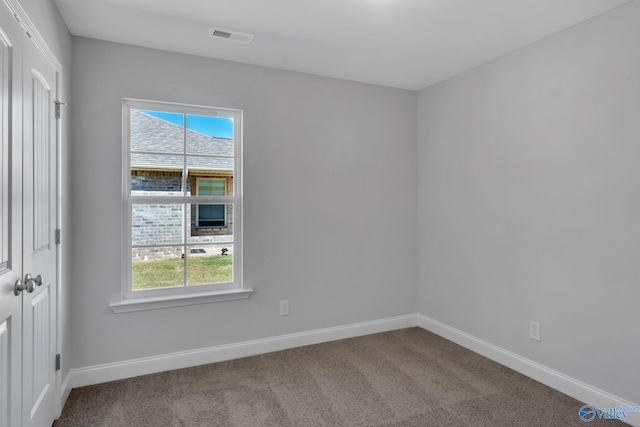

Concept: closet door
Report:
left=0, top=8, right=23, bottom=427
left=0, top=4, right=58, bottom=427
left=21, top=33, right=58, bottom=427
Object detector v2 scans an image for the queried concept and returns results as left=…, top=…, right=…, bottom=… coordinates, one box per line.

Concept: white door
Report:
left=21, top=34, right=58, bottom=427
left=0, top=3, right=58, bottom=427
left=0, top=8, right=24, bottom=427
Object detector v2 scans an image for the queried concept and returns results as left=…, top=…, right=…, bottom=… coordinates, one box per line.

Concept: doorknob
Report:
left=14, top=278, right=35, bottom=296
left=24, top=273, right=44, bottom=288
left=13, top=274, right=44, bottom=296
left=27, top=274, right=44, bottom=287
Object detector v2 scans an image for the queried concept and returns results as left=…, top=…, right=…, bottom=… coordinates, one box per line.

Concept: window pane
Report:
left=187, top=203, right=233, bottom=242
left=131, top=246, right=184, bottom=291
left=186, top=244, right=233, bottom=286
left=187, top=156, right=234, bottom=175
left=132, top=203, right=184, bottom=246
left=186, top=114, right=234, bottom=156
left=130, top=109, right=184, bottom=154
left=130, top=153, right=185, bottom=196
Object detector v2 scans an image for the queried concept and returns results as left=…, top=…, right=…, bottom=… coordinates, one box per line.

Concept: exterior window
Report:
left=197, top=178, right=226, bottom=228
left=123, top=99, right=243, bottom=298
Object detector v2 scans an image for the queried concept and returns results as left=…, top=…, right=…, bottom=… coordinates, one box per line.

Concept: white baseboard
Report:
left=69, top=314, right=418, bottom=389
left=417, top=313, right=640, bottom=427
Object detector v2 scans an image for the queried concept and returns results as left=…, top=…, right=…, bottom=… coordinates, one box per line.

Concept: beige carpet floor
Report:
left=54, top=327, right=624, bottom=426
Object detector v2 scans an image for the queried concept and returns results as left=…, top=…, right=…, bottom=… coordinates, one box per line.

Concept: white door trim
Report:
left=1, top=0, right=62, bottom=71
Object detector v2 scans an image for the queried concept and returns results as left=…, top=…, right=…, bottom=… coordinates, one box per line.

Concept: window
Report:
left=117, top=99, right=249, bottom=310
left=197, top=178, right=226, bottom=228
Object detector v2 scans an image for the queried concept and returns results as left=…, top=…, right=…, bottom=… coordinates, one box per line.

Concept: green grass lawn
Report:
left=132, top=255, right=233, bottom=290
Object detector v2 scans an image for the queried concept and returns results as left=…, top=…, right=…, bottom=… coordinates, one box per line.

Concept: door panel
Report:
left=22, top=36, right=57, bottom=427
left=0, top=22, right=9, bottom=268
left=0, top=320, right=11, bottom=427
left=0, top=8, right=23, bottom=427
left=31, top=72, right=51, bottom=253
left=30, top=288, right=51, bottom=418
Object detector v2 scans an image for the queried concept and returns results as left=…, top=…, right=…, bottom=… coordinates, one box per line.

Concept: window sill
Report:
left=109, top=288, right=253, bottom=313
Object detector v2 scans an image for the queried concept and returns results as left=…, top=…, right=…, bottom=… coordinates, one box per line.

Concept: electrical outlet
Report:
left=529, top=321, right=541, bottom=342
left=280, top=300, right=289, bottom=316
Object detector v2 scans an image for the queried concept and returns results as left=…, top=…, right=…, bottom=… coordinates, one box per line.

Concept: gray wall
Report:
left=18, top=0, right=73, bottom=391
left=70, top=37, right=418, bottom=368
left=417, top=1, right=640, bottom=404
left=68, top=0, right=640, bottom=408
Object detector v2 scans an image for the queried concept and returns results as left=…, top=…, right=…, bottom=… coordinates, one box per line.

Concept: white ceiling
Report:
left=53, top=0, right=630, bottom=90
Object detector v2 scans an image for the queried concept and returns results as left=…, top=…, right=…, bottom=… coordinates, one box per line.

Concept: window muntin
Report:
left=124, top=99, right=242, bottom=297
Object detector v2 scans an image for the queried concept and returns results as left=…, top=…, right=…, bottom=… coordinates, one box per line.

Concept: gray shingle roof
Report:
left=130, top=110, right=234, bottom=171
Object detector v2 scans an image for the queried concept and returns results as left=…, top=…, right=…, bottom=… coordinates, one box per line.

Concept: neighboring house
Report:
left=130, top=110, right=234, bottom=260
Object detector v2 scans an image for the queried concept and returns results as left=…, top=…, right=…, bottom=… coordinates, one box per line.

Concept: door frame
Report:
left=2, top=0, right=65, bottom=417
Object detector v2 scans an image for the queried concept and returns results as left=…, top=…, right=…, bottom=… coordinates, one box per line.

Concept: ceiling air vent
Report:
left=208, top=27, right=255, bottom=44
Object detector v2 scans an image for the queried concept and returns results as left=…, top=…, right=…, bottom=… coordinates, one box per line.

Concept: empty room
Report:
left=0, top=0, right=638, bottom=426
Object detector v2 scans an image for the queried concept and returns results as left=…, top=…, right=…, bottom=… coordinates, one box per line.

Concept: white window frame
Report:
left=111, top=98, right=251, bottom=313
